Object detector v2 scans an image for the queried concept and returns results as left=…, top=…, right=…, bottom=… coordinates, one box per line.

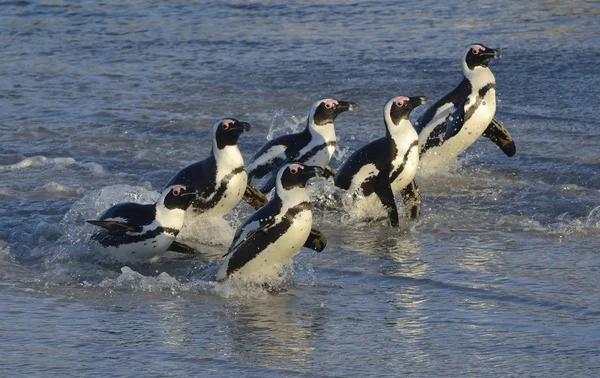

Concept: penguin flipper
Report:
left=223, top=221, right=273, bottom=258
left=374, top=179, right=399, bottom=227
left=304, top=229, right=327, bottom=252
left=86, top=220, right=137, bottom=233
left=169, top=240, right=201, bottom=255
left=243, top=184, right=269, bottom=210
left=482, top=118, right=516, bottom=157
left=444, top=100, right=466, bottom=140
left=400, top=179, right=421, bottom=219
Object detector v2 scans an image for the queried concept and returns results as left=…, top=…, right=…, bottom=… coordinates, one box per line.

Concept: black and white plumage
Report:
left=217, top=163, right=323, bottom=283
left=334, top=96, right=427, bottom=226
left=415, top=43, right=516, bottom=172
left=165, top=118, right=251, bottom=218
left=88, top=185, right=198, bottom=262
left=246, top=98, right=357, bottom=193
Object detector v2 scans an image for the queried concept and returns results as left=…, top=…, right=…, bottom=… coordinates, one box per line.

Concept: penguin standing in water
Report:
left=164, top=118, right=251, bottom=218
left=246, top=98, right=357, bottom=193
left=415, top=43, right=516, bottom=172
left=334, top=96, right=427, bottom=226
left=87, top=185, right=198, bottom=262
left=217, top=163, right=322, bottom=283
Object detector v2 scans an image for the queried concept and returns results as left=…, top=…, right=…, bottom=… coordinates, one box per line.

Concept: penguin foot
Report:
left=322, top=165, right=338, bottom=179
left=400, top=179, right=422, bottom=220
left=304, top=229, right=327, bottom=252
left=168, top=240, right=201, bottom=255
left=483, top=118, right=516, bottom=157
left=243, top=184, right=269, bottom=210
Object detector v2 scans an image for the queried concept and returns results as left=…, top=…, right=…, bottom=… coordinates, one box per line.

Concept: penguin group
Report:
left=87, top=43, right=516, bottom=285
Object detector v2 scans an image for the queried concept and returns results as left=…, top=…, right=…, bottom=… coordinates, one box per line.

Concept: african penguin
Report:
left=165, top=118, right=251, bottom=218
left=415, top=43, right=516, bottom=172
left=216, top=163, right=323, bottom=283
left=246, top=98, right=357, bottom=193
left=334, top=96, right=427, bottom=226
left=87, top=185, right=198, bottom=262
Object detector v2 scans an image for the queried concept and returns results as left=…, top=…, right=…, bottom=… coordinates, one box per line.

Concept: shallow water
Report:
left=2, top=0, right=600, bottom=376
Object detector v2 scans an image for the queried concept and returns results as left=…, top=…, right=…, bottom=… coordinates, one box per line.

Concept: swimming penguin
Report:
left=334, top=96, right=427, bottom=226
left=87, top=185, right=198, bottom=262
left=165, top=118, right=251, bottom=218
left=415, top=43, right=516, bottom=172
left=217, top=163, right=322, bottom=283
left=246, top=98, right=357, bottom=193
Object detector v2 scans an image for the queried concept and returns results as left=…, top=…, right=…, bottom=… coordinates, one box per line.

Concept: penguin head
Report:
left=385, top=96, right=428, bottom=126
left=310, top=98, right=358, bottom=126
left=214, top=118, right=252, bottom=149
left=160, top=185, right=198, bottom=211
left=278, top=163, right=323, bottom=190
left=463, top=43, right=502, bottom=71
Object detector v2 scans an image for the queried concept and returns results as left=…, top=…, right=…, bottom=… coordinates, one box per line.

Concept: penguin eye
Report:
left=290, top=167, right=299, bottom=174
left=172, top=187, right=181, bottom=196
left=324, top=102, right=333, bottom=109
left=222, top=123, right=230, bottom=130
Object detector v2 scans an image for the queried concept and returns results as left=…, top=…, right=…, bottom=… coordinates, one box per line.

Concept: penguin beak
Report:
left=481, top=47, right=502, bottom=60
left=232, top=121, right=252, bottom=134
left=299, top=165, right=324, bottom=180
left=337, top=101, right=358, bottom=113
left=410, top=96, right=428, bottom=107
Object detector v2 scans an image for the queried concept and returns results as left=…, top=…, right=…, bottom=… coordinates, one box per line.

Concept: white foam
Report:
left=0, top=240, right=15, bottom=265
left=95, top=266, right=281, bottom=299
left=586, top=205, right=600, bottom=228
left=493, top=206, right=600, bottom=238
left=32, top=182, right=86, bottom=199
left=98, top=267, right=182, bottom=292
left=0, top=155, right=105, bottom=176
left=177, top=214, right=236, bottom=252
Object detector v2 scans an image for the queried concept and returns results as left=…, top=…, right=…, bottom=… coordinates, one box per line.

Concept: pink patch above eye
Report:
left=289, top=163, right=304, bottom=173
left=472, top=45, right=485, bottom=54
left=324, top=99, right=338, bottom=108
left=395, top=96, right=409, bottom=106
left=222, top=120, right=234, bottom=127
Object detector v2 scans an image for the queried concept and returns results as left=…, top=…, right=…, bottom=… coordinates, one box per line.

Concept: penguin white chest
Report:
left=390, top=144, right=419, bottom=193
left=301, top=126, right=336, bottom=167
left=303, top=144, right=335, bottom=168
left=218, top=170, right=247, bottom=216
left=455, top=90, right=497, bottom=148
left=420, top=89, right=496, bottom=171
left=204, top=170, right=248, bottom=218
left=228, top=210, right=313, bottom=283
left=95, top=232, right=175, bottom=263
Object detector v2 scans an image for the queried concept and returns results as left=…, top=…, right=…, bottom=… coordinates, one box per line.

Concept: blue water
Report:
left=1, top=0, right=600, bottom=376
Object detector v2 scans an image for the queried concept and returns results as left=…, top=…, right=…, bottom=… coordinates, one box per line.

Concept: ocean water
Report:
left=1, top=0, right=600, bottom=376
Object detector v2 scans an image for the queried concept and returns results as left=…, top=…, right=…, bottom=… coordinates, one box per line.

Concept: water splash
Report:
left=58, top=184, right=159, bottom=247
left=266, top=110, right=305, bottom=140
